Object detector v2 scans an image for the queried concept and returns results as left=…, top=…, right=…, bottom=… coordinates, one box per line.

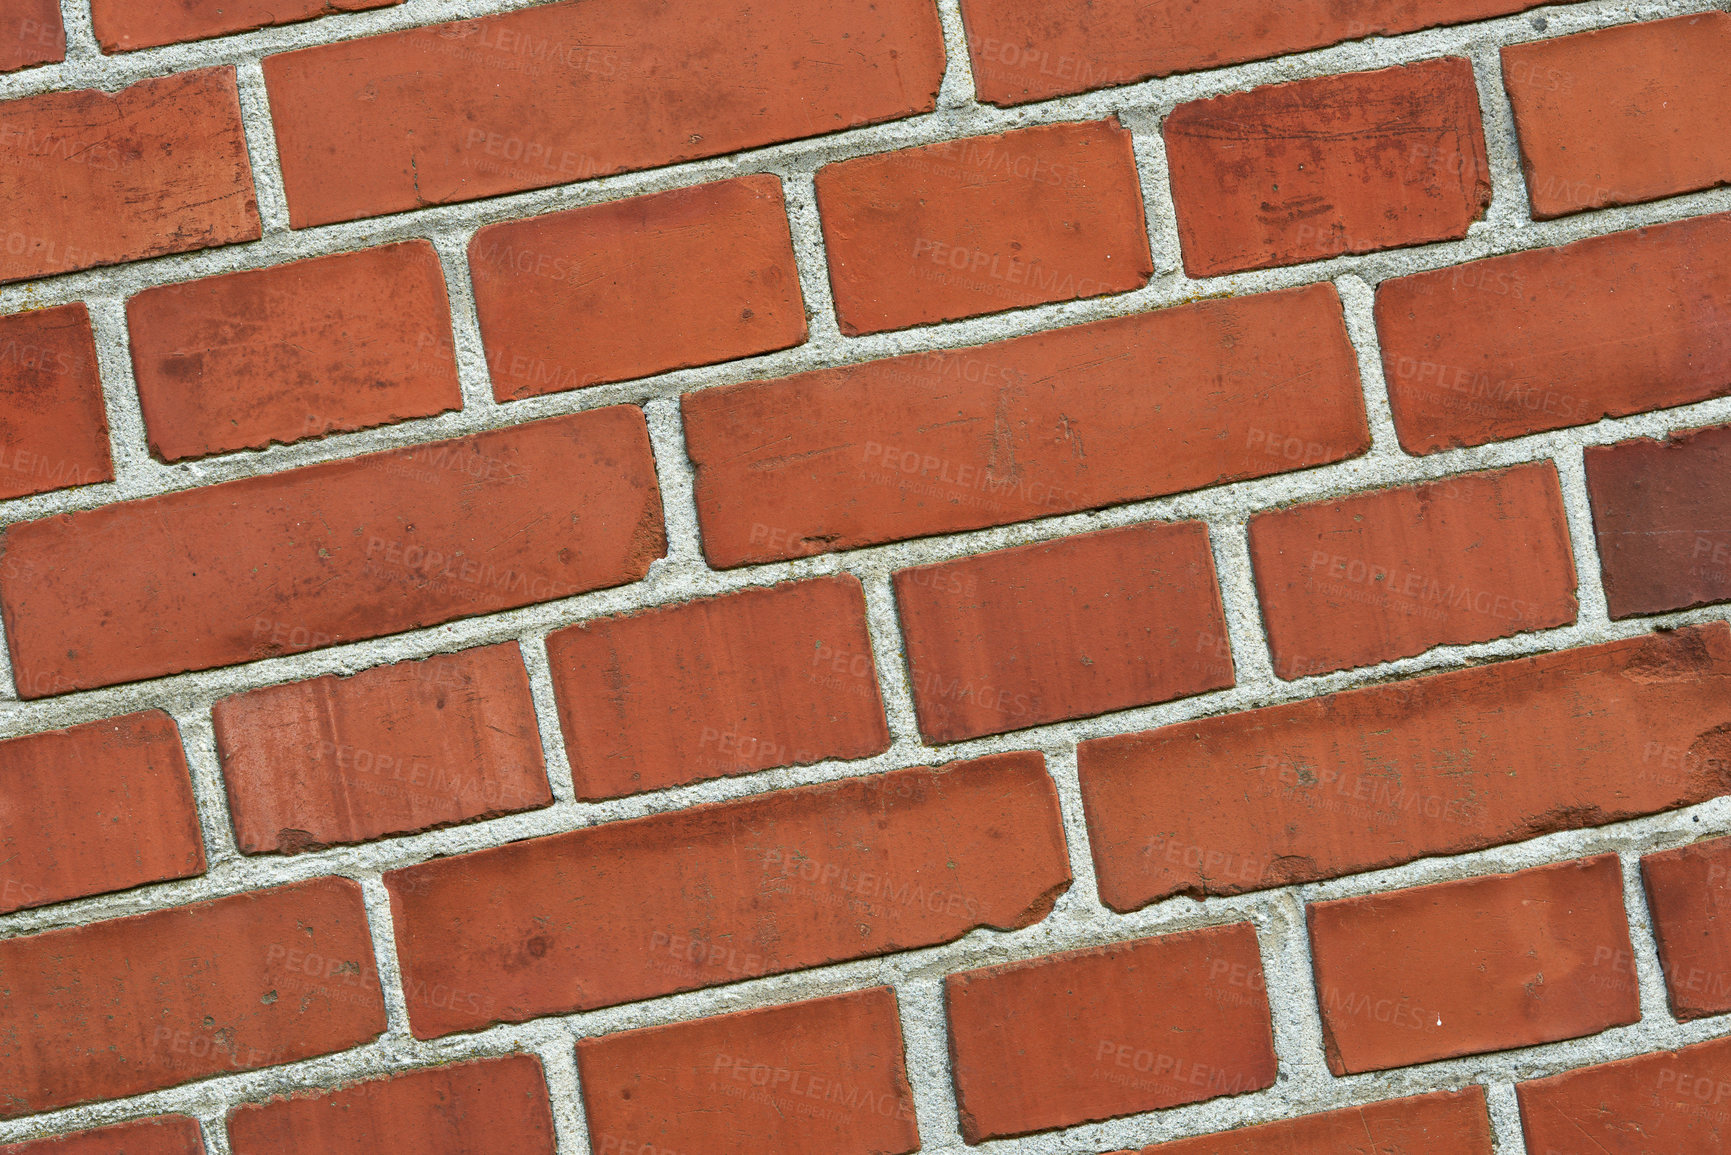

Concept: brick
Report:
left=0, top=0, right=63, bottom=73
left=385, top=751, right=1068, bottom=1037
left=471, top=175, right=806, bottom=401
left=91, top=0, right=400, bottom=53
left=1376, top=212, right=1731, bottom=453
left=0, top=304, right=112, bottom=501
left=227, top=1055, right=555, bottom=1155
left=1079, top=623, right=1731, bottom=911
left=213, top=644, right=551, bottom=855
left=577, top=988, right=918, bottom=1155
left=1130, top=1087, right=1492, bottom=1154
left=128, top=242, right=462, bottom=462
left=1642, top=836, right=1731, bottom=1020
left=1585, top=423, right=1731, bottom=618
left=894, top=521, right=1233, bottom=743
left=262, top=0, right=946, bottom=228
left=1248, top=462, right=1577, bottom=677
left=1503, top=13, right=1731, bottom=219
left=0, top=408, right=663, bottom=697
left=547, top=576, right=889, bottom=801
left=0, top=711, right=203, bottom=914
left=959, top=0, right=1576, bottom=106
left=946, top=925, right=1276, bottom=1142
left=0, top=876, right=385, bottom=1118
left=815, top=119, right=1152, bottom=334
left=1517, top=1036, right=1731, bottom=1153
left=1309, top=855, right=1636, bottom=1075
left=0, top=1117, right=204, bottom=1155
left=684, top=283, right=1367, bottom=567
left=0, top=68, right=259, bottom=284
left=1165, top=59, right=1490, bottom=276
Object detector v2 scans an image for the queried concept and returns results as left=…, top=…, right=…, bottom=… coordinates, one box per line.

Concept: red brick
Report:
left=227, top=1055, right=555, bottom=1155
left=128, top=242, right=461, bottom=462
left=684, top=283, right=1367, bottom=567
left=1376, top=212, right=1731, bottom=453
left=0, top=711, right=203, bottom=914
left=895, top=521, right=1232, bottom=743
left=1585, top=423, right=1731, bottom=618
left=0, top=876, right=386, bottom=1119
left=547, top=576, right=889, bottom=801
left=91, top=0, right=400, bottom=53
left=1642, top=836, right=1731, bottom=1020
left=1503, top=13, right=1731, bottom=219
left=1248, top=463, right=1577, bottom=677
left=0, top=1117, right=204, bottom=1155
left=0, top=69, right=259, bottom=284
left=815, top=119, right=1152, bottom=334
left=1309, top=855, right=1636, bottom=1075
left=1079, top=623, right=1731, bottom=911
left=959, top=0, right=1575, bottom=106
left=1131, top=1087, right=1492, bottom=1154
left=0, top=408, right=663, bottom=697
left=946, top=924, right=1275, bottom=1142
left=0, top=304, right=112, bottom=501
left=471, top=175, right=806, bottom=401
left=577, top=988, right=918, bottom=1155
left=385, top=751, right=1068, bottom=1037
left=262, top=0, right=946, bottom=228
left=1165, top=59, right=1490, bottom=276
left=1517, top=1036, right=1731, bottom=1153
left=0, top=0, right=63, bottom=73
left=213, top=644, right=551, bottom=855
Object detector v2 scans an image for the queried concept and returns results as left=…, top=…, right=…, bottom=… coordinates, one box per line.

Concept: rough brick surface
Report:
left=226, top=1054, right=555, bottom=1155
left=578, top=988, right=918, bottom=1155
left=212, top=643, right=551, bottom=854
left=685, top=283, right=1366, bottom=567
left=1642, top=836, right=1731, bottom=1020
left=0, top=0, right=63, bottom=73
left=470, top=175, right=806, bottom=400
left=0, top=68, right=259, bottom=284
left=1079, top=623, right=1731, bottom=910
left=894, top=521, right=1233, bottom=742
left=1248, top=463, right=1578, bottom=677
left=0, top=877, right=385, bottom=1119
left=1504, top=13, right=1731, bottom=219
left=263, top=0, right=947, bottom=227
left=1376, top=211, right=1731, bottom=452
left=0, top=303, right=112, bottom=502
left=1165, top=59, right=1490, bottom=276
left=946, top=924, right=1276, bottom=1141
left=128, top=242, right=462, bottom=461
left=385, top=752, right=1069, bottom=1037
left=816, top=119, right=1152, bottom=334
left=1129, top=1087, right=1492, bottom=1153
left=1517, top=1036, right=1731, bottom=1153
left=547, top=576, right=889, bottom=800
left=1585, top=423, right=1731, bottom=618
left=1309, top=855, right=1637, bottom=1075
left=90, top=0, right=401, bottom=53
left=0, top=408, right=664, bottom=696
left=0, top=1117, right=204, bottom=1155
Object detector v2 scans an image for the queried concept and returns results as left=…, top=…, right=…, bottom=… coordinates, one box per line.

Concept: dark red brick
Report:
left=0, top=0, right=63, bottom=73
left=0, top=1117, right=204, bottom=1155
left=1517, top=1036, right=1731, bottom=1154
left=0, top=304, right=112, bottom=501
left=91, top=0, right=401, bottom=53
left=1129, top=1087, right=1492, bottom=1154
left=1642, top=836, right=1731, bottom=1020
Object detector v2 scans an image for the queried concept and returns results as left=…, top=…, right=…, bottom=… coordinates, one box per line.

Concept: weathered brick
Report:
left=0, top=407, right=664, bottom=696
left=1079, top=623, right=1731, bottom=911
left=128, top=242, right=462, bottom=461
left=894, top=521, right=1232, bottom=743
left=547, top=576, right=889, bottom=801
left=1165, top=59, right=1490, bottom=275
left=0, top=68, right=259, bottom=284
left=262, top=0, right=947, bottom=227
left=385, top=751, right=1069, bottom=1037
left=470, top=175, right=806, bottom=400
left=213, top=643, right=551, bottom=854
left=1248, top=462, right=1577, bottom=677
left=1504, top=13, right=1731, bottom=219
left=0, top=303, right=112, bottom=502
left=1517, top=1036, right=1731, bottom=1153
left=1376, top=212, right=1731, bottom=452
left=946, top=925, right=1276, bottom=1141
left=0, top=0, right=63, bottom=73
left=1642, top=836, right=1731, bottom=1020
left=816, top=119, right=1151, bottom=334
left=90, top=0, right=400, bottom=53
left=0, top=1117, right=204, bottom=1155
left=1128, top=1087, right=1492, bottom=1153
left=578, top=988, right=918, bottom=1155
left=0, top=877, right=386, bottom=1119
left=684, top=283, right=1367, bottom=567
